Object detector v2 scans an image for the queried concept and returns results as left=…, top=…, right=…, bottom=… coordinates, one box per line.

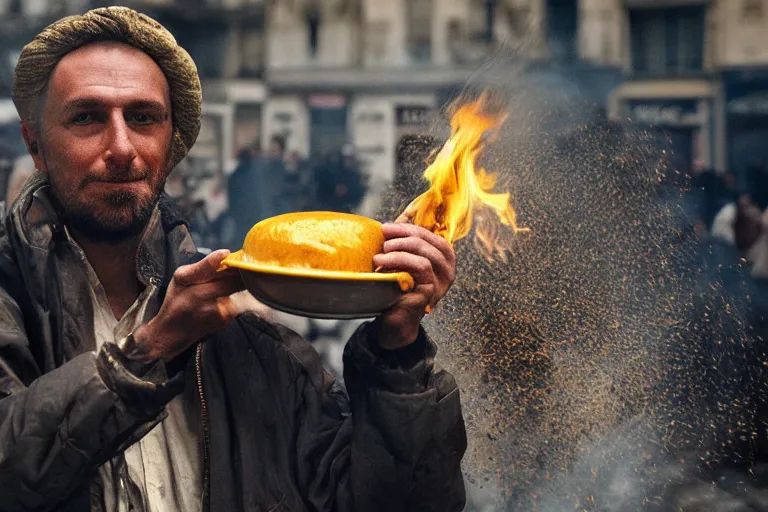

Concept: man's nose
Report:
left=104, top=112, right=137, bottom=169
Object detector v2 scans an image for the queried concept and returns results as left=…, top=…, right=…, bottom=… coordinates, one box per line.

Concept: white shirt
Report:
left=64, top=211, right=202, bottom=512
left=710, top=202, right=737, bottom=245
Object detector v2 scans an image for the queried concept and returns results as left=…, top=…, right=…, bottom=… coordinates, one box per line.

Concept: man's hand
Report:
left=373, top=223, right=456, bottom=350
left=132, top=249, right=246, bottom=361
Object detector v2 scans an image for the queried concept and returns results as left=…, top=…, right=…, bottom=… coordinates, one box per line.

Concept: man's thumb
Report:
left=174, top=249, right=231, bottom=286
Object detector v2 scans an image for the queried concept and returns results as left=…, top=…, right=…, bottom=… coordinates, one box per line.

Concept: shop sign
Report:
left=728, top=92, right=768, bottom=116
left=308, top=93, right=347, bottom=109
left=354, top=111, right=386, bottom=124
left=396, top=106, right=432, bottom=126
left=356, top=145, right=387, bottom=155
left=627, top=100, right=698, bottom=126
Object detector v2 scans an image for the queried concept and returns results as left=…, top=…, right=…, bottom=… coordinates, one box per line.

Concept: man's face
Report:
left=24, top=41, right=173, bottom=242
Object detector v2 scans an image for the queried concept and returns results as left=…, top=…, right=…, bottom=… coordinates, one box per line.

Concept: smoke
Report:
left=378, top=63, right=767, bottom=511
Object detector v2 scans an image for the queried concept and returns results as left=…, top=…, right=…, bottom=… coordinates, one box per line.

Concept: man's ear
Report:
left=20, top=122, right=46, bottom=172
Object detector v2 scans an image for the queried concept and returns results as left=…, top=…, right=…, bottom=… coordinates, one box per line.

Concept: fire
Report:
left=400, top=93, right=528, bottom=260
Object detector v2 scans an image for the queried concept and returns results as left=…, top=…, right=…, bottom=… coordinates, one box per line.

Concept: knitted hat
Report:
left=12, top=6, right=202, bottom=168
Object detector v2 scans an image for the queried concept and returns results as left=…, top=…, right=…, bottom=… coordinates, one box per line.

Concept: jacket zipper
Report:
left=195, top=342, right=211, bottom=512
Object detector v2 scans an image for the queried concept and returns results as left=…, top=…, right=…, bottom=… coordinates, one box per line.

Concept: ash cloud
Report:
left=378, top=66, right=767, bottom=510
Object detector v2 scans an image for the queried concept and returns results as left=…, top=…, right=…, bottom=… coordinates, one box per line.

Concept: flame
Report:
left=401, top=93, right=529, bottom=260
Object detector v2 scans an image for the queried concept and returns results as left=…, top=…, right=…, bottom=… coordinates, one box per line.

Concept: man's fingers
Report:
left=381, top=223, right=455, bottom=265
left=208, top=268, right=242, bottom=283
left=382, top=237, right=452, bottom=280
left=174, top=249, right=231, bottom=286
left=390, top=288, right=431, bottom=312
left=194, top=274, right=246, bottom=301
left=373, top=251, right=436, bottom=284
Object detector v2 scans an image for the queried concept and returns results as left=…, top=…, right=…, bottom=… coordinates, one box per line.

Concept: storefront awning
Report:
left=612, top=79, right=714, bottom=101
left=607, top=78, right=714, bottom=121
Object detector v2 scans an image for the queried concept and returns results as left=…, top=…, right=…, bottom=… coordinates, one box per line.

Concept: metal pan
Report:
left=221, top=251, right=414, bottom=319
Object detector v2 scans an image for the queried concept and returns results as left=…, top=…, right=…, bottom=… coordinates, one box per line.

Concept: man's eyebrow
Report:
left=61, top=98, right=106, bottom=112
left=61, top=98, right=169, bottom=118
left=128, top=100, right=170, bottom=117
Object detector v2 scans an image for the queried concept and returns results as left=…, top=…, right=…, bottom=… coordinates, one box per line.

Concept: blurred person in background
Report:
left=281, top=149, right=316, bottom=212
left=0, top=7, right=468, bottom=511
left=709, top=171, right=741, bottom=245
left=691, top=164, right=722, bottom=227
left=734, top=194, right=768, bottom=278
left=225, top=143, right=261, bottom=249
left=746, top=159, right=768, bottom=210
left=266, top=133, right=285, bottom=160
left=252, top=134, right=288, bottom=218
left=5, top=155, right=36, bottom=207
left=314, top=144, right=367, bottom=213
left=0, top=141, right=14, bottom=214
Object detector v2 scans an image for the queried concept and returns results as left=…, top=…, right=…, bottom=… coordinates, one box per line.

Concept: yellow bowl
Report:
left=221, top=212, right=414, bottom=319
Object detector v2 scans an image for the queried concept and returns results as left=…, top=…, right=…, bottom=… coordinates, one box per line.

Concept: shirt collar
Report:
left=61, top=205, right=166, bottom=287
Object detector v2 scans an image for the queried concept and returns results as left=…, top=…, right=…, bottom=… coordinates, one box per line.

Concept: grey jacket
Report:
left=0, top=173, right=467, bottom=511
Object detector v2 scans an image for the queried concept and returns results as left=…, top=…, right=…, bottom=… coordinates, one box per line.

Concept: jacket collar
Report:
left=9, top=171, right=196, bottom=283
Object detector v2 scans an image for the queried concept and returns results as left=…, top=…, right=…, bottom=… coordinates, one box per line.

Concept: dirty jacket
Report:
left=0, top=174, right=467, bottom=511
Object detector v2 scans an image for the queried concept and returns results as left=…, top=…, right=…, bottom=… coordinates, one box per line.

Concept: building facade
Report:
left=583, top=0, right=768, bottom=177
left=263, top=0, right=547, bottom=215
left=100, top=0, right=267, bottom=184
left=8, top=0, right=766, bottom=189
left=717, top=0, right=768, bottom=183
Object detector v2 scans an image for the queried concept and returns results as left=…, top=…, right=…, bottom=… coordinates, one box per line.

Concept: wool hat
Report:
left=12, top=6, right=202, bottom=168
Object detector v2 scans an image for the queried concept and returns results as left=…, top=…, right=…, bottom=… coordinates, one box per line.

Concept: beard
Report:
left=47, top=163, right=166, bottom=244
left=65, top=188, right=159, bottom=243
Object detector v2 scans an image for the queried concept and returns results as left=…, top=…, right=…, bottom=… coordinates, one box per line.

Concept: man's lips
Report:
left=87, top=176, right=147, bottom=185
left=86, top=178, right=148, bottom=192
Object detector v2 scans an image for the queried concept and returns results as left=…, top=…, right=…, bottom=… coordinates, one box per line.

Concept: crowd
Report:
left=219, top=135, right=368, bottom=251
left=691, top=161, right=768, bottom=277
left=0, top=129, right=370, bottom=253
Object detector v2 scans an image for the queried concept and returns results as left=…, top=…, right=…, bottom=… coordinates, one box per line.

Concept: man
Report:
left=314, top=146, right=367, bottom=214
left=266, top=134, right=286, bottom=161
left=253, top=135, right=289, bottom=220
left=0, top=7, right=466, bottom=512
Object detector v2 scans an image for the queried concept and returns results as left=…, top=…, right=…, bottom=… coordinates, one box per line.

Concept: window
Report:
left=364, top=21, right=390, bottom=65
left=547, top=0, right=577, bottom=61
left=469, top=0, right=496, bottom=44
left=178, top=22, right=228, bottom=78
left=306, top=7, right=321, bottom=59
left=630, top=7, right=704, bottom=76
left=406, top=0, right=432, bottom=63
left=239, top=27, right=264, bottom=78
